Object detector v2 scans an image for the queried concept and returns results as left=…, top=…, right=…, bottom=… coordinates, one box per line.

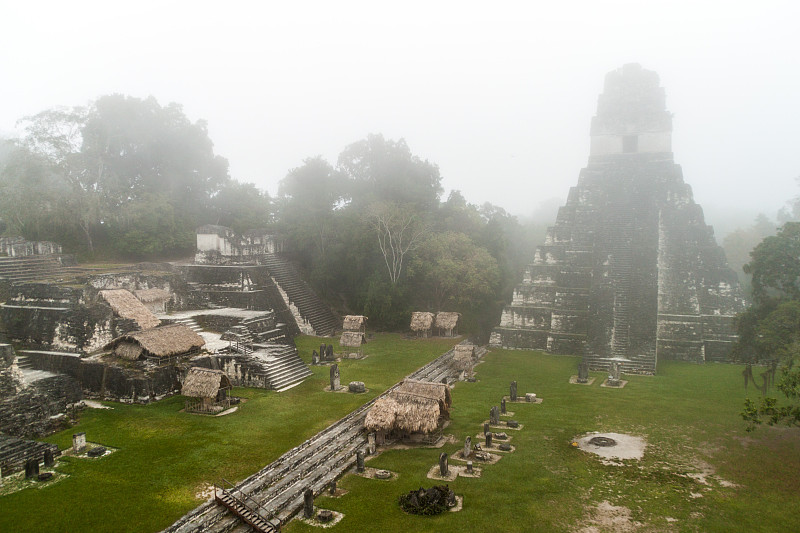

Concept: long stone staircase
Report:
left=258, top=254, right=339, bottom=337
left=252, top=343, right=313, bottom=392
left=0, top=255, right=67, bottom=284
left=163, top=342, right=485, bottom=532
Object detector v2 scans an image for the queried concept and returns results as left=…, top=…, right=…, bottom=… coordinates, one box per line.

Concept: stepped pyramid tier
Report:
left=491, top=64, right=745, bottom=374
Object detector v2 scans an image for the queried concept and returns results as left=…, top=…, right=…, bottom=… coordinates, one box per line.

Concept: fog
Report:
left=2, top=1, right=798, bottom=234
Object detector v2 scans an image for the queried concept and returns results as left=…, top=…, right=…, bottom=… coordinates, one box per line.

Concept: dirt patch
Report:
left=575, top=432, right=646, bottom=463
left=578, top=501, right=642, bottom=532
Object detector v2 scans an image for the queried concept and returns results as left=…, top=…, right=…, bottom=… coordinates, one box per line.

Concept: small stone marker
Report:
left=510, top=380, right=518, bottom=401
left=73, top=432, right=86, bottom=453
left=494, top=432, right=508, bottom=440
left=317, top=510, right=334, bottom=523
left=330, top=364, right=340, bottom=390
left=44, top=449, right=55, bottom=467
left=485, top=432, right=493, bottom=448
left=507, top=420, right=519, bottom=428
left=608, top=361, right=621, bottom=386
left=37, top=472, right=53, bottom=482
left=356, top=450, right=365, bottom=473
left=501, top=398, right=506, bottom=414
left=367, top=432, right=376, bottom=454
left=499, top=443, right=512, bottom=451
left=490, top=406, right=499, bottom=425
left=483, top=422, right=490, bottom=435
left=87, top=446, right=106, bottom=458
left=578, top=361, right=589, bottom=383
left=374, top=469, right=391, bottom=479
left=525, top=393, right=536, bottom=402
left=312, top=350, right=319, bottom=365
left=439, top=452, right=448, bottom=476
left=24, top=458, right=39, bottom=479
left=303, top=487, right=314, bottom=518
left=466, top=461, right=473, bottom=474
left=319, top=344, right=326, bottom=360
left=329, top=480, right=337, bottom=495
left=464, top=436, right=472, bottom=459
left=326, top=344, right=334, bottom=361
left=348, top=381, right=365, bottom=393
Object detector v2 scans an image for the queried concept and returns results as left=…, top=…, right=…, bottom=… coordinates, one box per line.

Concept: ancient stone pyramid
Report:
left=490, top=64, right=745, bottom=374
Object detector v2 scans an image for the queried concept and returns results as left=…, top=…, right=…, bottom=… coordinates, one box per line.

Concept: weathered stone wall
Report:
left=21, top=350, right=181, bottom=403
left=0, top=374, right=82, bottom=438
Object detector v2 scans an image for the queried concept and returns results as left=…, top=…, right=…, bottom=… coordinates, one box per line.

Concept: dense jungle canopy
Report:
left=0, top=95, right=546, bottom=336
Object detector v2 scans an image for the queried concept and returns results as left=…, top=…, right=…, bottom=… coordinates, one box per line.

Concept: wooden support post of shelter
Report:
left=435, top=312, right=460, bottom=337
left=182, top=367, right=233, bottom=414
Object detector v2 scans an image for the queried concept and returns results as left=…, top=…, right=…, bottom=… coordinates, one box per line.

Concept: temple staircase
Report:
left=258, top=254, right=338, bottom=336
left=253, top=344, right=313, bottom=392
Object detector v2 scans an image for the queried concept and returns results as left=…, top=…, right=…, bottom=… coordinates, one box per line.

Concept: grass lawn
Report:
left=287, top=349, right=800, bottom=533
left=0, top=334, right=458, bottom=533
left=2, top=339, right=798, bottom=532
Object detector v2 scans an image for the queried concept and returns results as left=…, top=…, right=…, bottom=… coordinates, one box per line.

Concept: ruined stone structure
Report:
left=192, top=226, right=339, bottom=336
left=195, top=226, right=284, bottom=263
left=491, top=64, right=745, bottom=373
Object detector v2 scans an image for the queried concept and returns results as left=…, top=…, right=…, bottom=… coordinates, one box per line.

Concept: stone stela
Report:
left=330, top=364, right=340, bottom=390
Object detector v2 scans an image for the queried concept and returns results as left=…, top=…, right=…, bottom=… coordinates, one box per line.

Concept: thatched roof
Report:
left=104, top=324, right=205, bottom=358
left=394, top=379, right=452, bottom=408
left=133, top=288, right=171, bottom=303
left=339, top=331, right=366, bottom=348
left=342, top=315, right=367, bottom=331
left=99, top=289, right=160, bottom=330
left=181, top=367, right=231, bottom=398
left=364, top=379, right=452, bottom=434
left=435, top=312, right=460, bottom=330
left=410, top=312, right=435, bottom=332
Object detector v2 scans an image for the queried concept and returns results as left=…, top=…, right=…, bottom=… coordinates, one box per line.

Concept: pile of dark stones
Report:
left=398, top=485, right=456, bottom=515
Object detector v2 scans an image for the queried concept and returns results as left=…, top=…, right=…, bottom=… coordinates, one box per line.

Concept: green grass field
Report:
left=1, top=336, right=798, bottom=532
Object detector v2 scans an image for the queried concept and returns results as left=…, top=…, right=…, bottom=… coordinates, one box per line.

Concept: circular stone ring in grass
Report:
left=576, top=432, right=646, bottom=461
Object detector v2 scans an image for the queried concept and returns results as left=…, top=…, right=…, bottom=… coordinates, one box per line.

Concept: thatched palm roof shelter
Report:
left=133, top=288, right=172, bottom=313
left=410, top=312, right=435, bottom=337
left=339, top=331, right=366, bottom=348
left=342, top=315, right=367, bottom=332
left=364, top=379, right=451, bottom=435
left=104, top=324, right=205, bottom=360
left=435, top=312, right=460, bottom=337
left=181, top=367, right=232, bottom=399
left=99, top=289, right=161, bottom=330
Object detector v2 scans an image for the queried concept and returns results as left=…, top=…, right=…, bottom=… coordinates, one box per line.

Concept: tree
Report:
left=2, top=95, right=231, bottom=257
left=744, top=222, right=800, bottom=304
left=411, top=231, right=500, bottom=311
left=734, top=222, right=800, bottom=430
left=207, top=180, right=272, bottom=234
left=365, top=202, right=427, bottom=285
left=277, top=157, right=345, bottom=260
left=338, top=134, right=443, bottom=209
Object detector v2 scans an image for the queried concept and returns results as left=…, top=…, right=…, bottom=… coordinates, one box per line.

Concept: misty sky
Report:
left=2, top=1, right=798, bottom=234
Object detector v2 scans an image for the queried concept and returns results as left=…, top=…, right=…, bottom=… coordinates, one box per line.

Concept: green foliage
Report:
left=0, top=95, right=231, bottom=259
left=734, top=222, right=800, bottom=429
left=744, top=221, right=800, bottom=304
